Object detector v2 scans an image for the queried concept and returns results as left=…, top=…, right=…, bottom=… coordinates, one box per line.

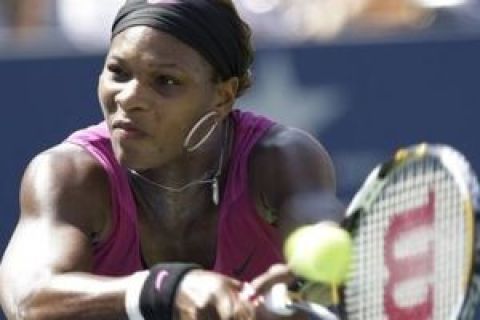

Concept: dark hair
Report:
left=215, top=0, right=254, bottom=97
left=112, top=0, right=255, bottom=97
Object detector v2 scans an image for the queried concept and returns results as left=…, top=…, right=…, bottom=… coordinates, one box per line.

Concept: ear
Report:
left=212, top=77, right=239, bottom=117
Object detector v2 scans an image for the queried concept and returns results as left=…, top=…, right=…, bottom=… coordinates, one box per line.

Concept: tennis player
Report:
left=0, top=0, right=344, bottom=319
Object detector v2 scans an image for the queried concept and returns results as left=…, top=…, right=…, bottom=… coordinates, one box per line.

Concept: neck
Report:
left=128, top=117, right=232, bottom=204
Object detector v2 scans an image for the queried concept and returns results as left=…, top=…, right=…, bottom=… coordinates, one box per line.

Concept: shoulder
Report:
left=251, top=124, right=335, bottom=187
left=20, top=143, right=110, bottom=236
left=248, top=124, right=336, bottom=215
left=22, top=143, right=108, bottom=199
left=255, top=125, right=329, bottom=153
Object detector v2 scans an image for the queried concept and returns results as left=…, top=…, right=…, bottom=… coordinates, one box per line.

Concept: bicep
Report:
left=2, top=215, right=93, bottom=277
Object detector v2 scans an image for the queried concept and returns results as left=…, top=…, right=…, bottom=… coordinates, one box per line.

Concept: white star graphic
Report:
left=237, top=52, right=348, bottom=134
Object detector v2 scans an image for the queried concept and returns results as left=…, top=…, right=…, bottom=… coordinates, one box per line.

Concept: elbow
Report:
left=5, top=294, right=49, bottom=320
left=0, top=282, right=49, bottom=320
left=1, top=292, right=34, bottom=320
left=14, top=286, right=62, bottom=320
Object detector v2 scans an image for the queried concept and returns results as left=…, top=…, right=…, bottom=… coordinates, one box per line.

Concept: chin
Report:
left=111, top=143, right=143, bottom=169
left=114, top=151, right=134, bottom=168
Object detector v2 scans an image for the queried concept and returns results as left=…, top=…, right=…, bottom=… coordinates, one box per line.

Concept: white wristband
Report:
left=125, top=271, right=150, bottom=320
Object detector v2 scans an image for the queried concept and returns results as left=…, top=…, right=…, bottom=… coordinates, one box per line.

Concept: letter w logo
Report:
left=384, top=191, right=435, bottom=319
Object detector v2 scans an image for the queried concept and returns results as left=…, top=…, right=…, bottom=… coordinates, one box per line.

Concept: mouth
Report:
left=111, top=120, right=147, bottom=139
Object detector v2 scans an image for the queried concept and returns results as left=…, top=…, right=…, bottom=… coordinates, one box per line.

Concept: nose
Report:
left=114, top=79, right=149, bottom=112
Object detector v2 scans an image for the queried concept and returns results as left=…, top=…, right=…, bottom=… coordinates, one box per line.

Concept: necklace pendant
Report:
left=212, top=178, right=219, bottom=205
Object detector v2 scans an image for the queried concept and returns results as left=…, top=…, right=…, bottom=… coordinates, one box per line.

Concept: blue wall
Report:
left=1, top=55, right=104, bottom=250
left=1, top=36, right=480, bottom=318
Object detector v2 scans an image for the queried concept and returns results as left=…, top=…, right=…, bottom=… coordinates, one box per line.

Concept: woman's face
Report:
left=98, top=26, right=228, bottom=169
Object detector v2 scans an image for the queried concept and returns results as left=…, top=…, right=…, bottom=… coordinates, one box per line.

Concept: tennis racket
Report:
left=267, top=143, right=480, bottom=320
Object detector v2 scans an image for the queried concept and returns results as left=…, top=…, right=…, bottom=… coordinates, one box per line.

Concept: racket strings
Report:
left=344, top=156, right=468, bottom=320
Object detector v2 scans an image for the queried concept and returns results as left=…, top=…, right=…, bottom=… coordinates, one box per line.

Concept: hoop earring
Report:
left=183, top=111, right=219, bottom=152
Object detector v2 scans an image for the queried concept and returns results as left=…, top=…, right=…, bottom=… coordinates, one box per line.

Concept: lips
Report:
left=112, top=120, right=147, bottom=138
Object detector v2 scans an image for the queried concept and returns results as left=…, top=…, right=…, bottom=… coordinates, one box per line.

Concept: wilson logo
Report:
left=384, top=191, right=435, bottom=319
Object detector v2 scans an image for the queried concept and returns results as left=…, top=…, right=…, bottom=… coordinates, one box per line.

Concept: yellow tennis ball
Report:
left=284, top=222, right=352, bottom=285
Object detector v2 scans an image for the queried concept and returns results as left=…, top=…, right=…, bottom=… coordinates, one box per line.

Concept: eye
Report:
left=155, top=75, right=180, bottom=87
left=106, top=63, right=129, bottom=82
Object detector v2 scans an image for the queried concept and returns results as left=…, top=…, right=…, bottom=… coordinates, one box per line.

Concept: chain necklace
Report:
left=128, top=121, right=229, bottom=205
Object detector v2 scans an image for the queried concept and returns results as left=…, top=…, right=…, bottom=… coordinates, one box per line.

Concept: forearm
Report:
left=5, top=272, right=135, bottom=320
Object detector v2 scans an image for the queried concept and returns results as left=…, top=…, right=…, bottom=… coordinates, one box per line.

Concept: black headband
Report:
left=111, top=0, right=246, bottom=80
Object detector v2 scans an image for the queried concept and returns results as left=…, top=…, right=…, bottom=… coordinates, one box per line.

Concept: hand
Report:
left=249, top=264, right=306, bottom=320
left=249, top=264, right=295, bottom=296
left=175, top=269, right=255, bottom=320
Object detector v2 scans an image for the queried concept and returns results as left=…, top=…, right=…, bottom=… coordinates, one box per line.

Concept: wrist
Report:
left=124, top=263, right=200, bottom=320
left=125, top=271, right=150, bottom=320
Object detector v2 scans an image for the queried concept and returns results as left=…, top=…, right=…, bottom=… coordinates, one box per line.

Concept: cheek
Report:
left=97, top=75, right=116, bottom=115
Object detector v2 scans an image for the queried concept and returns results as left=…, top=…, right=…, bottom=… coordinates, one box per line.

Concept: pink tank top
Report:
left=65, top=110, right=282, bottom=281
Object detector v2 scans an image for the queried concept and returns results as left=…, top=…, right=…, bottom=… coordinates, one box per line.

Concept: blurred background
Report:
left=1, top=0, right=480, bottom=318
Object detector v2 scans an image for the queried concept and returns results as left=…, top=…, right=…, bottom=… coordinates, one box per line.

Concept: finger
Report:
left=215, top=289, right=238, bottom=320
left=250, top=264, right=296, bottom=295
left=231, top=293, right=256, bottom=320
left=217, top=287, right=257, bottom=320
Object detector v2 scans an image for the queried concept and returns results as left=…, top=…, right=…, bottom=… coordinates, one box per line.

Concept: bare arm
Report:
left=0, top=144, right=131, bottom=320
left=250, top=125, right=345, bottom=241
left=0, top=144, right=267, bottom=320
